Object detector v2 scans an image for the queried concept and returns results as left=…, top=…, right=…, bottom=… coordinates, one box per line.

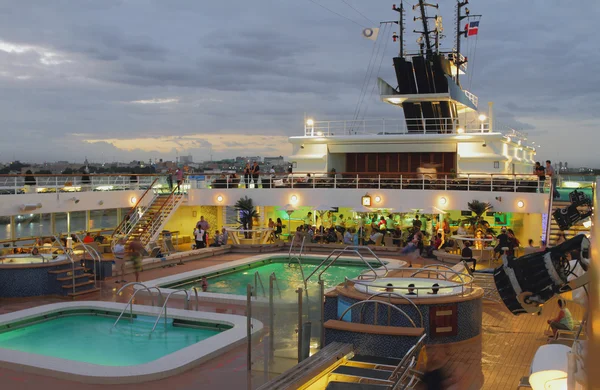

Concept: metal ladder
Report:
left=52, top=235, right=77, bottom=295
left=149, top=289, right=191, bottom=336
left=305, top=245, right=389, bottom=284
left=254, top=272, right=266, bottom=297
left=72, top=234, right=102, bottom=288
left=112, top=282, right=162, bottom=329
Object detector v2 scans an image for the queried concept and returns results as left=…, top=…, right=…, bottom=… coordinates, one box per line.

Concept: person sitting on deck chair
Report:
left=547, top=298, right=574, bottom=338
left=210, top=230, right=222, bottom=247
left=461, top=241, right=476, bottom=273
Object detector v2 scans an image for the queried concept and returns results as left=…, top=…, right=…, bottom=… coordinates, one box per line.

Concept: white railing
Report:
left=142, top=193, right=185, bottom=245
left=208, top=173, right=555, bottom=193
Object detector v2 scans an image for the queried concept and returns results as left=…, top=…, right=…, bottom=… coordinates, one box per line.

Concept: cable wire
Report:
left=352, top=26, right=381, bottom=124
left=340, top=0, right=376, bottom=25
left=361, top=24, right=391, bottom=119
left=306, top=0, right=367, bottom=28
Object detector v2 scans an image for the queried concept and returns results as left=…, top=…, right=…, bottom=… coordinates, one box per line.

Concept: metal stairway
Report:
left=111, top=186, right=185, bottom=251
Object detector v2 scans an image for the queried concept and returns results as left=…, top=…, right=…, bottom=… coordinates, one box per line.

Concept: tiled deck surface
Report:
left=0, top=251, right=584, bottom=390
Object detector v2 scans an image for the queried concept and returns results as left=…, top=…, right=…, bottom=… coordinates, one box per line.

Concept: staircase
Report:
left=112, top=188, right=185, bottom=251
left=48, top=262, right=99, bottom=298
left=548, top=200, right=592, bottom=246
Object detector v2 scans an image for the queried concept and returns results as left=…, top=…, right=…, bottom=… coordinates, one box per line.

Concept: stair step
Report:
left=68, top=287, right=101, bottom=297
left=62, top=280, right=95, bottom=289
left=57, top=273, right=93, bottom=282
left=48, top=267, right=85, bottom=274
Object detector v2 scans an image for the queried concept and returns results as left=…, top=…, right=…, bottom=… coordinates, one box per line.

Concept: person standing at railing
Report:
left=546, top=160, right=559, bottom=199
left=175, top=168, right=183, bottom=194
left=251, top=161, right=260, bottom=188
left=81, top=166, right=91, bottom=190
left=243, top=163, right=251, bottom=188
left=534, top=162, right=545, bottom=193
left=166, top=169, right=174, bottom=192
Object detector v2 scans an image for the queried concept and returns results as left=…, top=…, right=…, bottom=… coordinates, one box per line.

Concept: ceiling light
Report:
left=290, top=195, right=298, bottom=204
left=517, top=200, right=525, bottom=208
left=374, top=195, right=382, bottom=203
left=216, top=195, right=224, bottom=203
left=478, top=114, right=487, bottom=121
left=130, top=196, right=137, bottom=204
left=439, top=197, right=447, bottom=206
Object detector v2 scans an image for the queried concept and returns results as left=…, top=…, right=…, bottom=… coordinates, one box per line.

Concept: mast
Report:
left=392, top=2, right=405, bottom=57
left=455, top=0, right=469, bottom=86
left=414, top=0, right=437, bottom=58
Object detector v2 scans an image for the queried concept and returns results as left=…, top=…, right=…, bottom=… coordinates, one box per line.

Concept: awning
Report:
left=288, top=154, right=326, bottom=160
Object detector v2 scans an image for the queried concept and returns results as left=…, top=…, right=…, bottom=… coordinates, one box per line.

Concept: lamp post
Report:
left=478, top=114, right=487, bottom=132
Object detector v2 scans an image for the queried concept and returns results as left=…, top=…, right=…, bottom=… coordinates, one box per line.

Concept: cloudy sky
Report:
left=0, top=0, right=598, bottom=166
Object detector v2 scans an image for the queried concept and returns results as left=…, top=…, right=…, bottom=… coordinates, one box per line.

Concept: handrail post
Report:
left=334, top=174, right=337, bottom=188
left=444, top=174, right=447, bottom=191
left=467, top=174, right=470, bottom=191
left=356, top=174, right=359, bottom=189
left=378, top=175, right=381, bottom=189
left=296, top=287, right=303, bottom=363
left=400, top=174, right=403, bottom=190
left=514, top=175, right=517, bottom=192
left=319, top=279, right=325, bottom=348
left=490, top=175, right=494, bottom=191
left=269, top=273, right=275, bottom=361
left=247, top=283, right=252, bottom=377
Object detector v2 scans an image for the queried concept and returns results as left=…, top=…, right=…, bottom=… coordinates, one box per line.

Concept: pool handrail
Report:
left=192, top=287, right=200, bottom=311
left=306, top=246, right=389, bottom=284
left=288, top=235, right=305, bottom=262
left=364, top=291, right=424, bottom=328
left=288, top=256, right=308, bottom=292
left=150, top=289, right=190, bottom=336
left=270, top=272, right=282, bottom=299
left=254, top=272, right=266, bottom=297
left=337, top=300, right=417, bottom=328
left=342, top=245, right=388, bottom=274
left=72, top=234, right=102, bottom=288
left=52, top=235, right=76, bottom=295
left=112, top=282, right=157, bottom=330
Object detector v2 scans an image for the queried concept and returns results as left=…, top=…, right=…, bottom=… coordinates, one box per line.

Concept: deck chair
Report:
left=164, top=238, right=177, bottom=254
left=327, top=334, right=425, bottom=389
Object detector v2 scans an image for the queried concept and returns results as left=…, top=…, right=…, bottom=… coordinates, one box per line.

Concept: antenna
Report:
left=455, top=0, right=480, bottom=86
left=414, top=0, right=438, bottom=58
left=392, top=2, right=405, bottom=57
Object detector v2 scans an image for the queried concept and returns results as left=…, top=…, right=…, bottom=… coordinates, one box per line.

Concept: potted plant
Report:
left=466, top=200, right=493, bottom=234
left=235, top=196, right=259, bottom=239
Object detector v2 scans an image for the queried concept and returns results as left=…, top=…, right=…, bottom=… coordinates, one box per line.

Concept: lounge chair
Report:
left=326, top=334, right=425, bottom=389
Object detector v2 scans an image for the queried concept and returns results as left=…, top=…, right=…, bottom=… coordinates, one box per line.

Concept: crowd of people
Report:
left=192, top=216, right=229, bottom=249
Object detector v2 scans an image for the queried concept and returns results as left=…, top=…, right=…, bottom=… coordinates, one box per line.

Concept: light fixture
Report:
left=439, top=197, right=447, bottom=206
left=517, top=200, right=525, bottom=208
left=316, top=131, right=323, bottom=136
left=19, top=203, right=42, bottom=212
left=98, top=200, right=104, bottom=206
left=290, top=195, right=298, bottom=204
left=306, top=119, right=314, bottom=126
left=478, top=114, right=487, bottom=121
left=69, top=197, right=80, bottom=204
left=361, top=194, right=372, bottom=207
left=130, top=196, right=137, bottom=204
left=374, top=195, right=382, bottom=204
left=216, top=195, right=224, bottom=203
left=583, top=219, right=592, bottom=228
left=457, top=127, right=465, bottom=134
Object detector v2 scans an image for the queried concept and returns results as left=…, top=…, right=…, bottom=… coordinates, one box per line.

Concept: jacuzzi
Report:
left=0, top=253, right=69, bottom=265
left=353, top=277, right=466, bottom=297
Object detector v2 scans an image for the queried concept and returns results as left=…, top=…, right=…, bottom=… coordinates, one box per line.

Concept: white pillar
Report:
left=488, top=101, right=494, bottom=132
left=67, top=212, right=71, bottom=234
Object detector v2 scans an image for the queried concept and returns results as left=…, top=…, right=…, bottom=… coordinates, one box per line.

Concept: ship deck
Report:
left=0, top=251, right=584, bottom=390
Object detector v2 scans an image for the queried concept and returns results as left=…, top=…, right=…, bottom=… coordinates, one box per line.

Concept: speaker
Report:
left=494, top=234, right=590, bottom=316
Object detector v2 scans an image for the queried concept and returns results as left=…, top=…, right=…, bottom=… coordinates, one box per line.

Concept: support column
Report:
left=10, top=215, right=16, bottom=245
left=50, top=213, right=56, bottom=236
left=67, top=212, right=71, bottom=234
left=85, top=210, right=91, bottom=231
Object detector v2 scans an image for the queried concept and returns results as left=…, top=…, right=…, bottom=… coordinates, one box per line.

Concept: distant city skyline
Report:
left=0, top=1, right=598, bottom=165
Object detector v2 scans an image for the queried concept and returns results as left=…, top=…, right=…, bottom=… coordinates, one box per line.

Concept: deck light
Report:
left=216, top=195, right=224, bottom=203
left=439, top=197, right=447, bottom=206
left=457, top=127, right=465, bottom=134
left=130, top=196, right=137, bottom=204
left=306, top=119, right=314, bottom=126
left=361, top=194, right=372, bottom=207
left=374, top=195, right=382, bottom=204
left=517, top=200, right=524, bottom=208
left=290, top=195, right=298, bottom=204
left=478, top=114, right=487, bottom=121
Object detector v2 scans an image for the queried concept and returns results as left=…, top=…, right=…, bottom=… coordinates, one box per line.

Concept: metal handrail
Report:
left=111, top=178, right=159, bottom=241
left=270, top=272, right=282, bottom=299
left=337, top=300, right=416, bottom=328
left=149, top=289, right=190, bottom=336
left=112, top=282, right=158, bottom=329
left=306, top=246, right=388, bottom=284
left=343, top=246, right=388, bottom=275
left=364, top=292, right=424, bottom=328
left=192, top=287, right=200, bottom=310
left=143, top=187, right=186, bottom=245
left=288, top=256, right=308, bottom=292
left=254, top=271, right=266, bottom=297
left=413, top=264, right=472, bottom=288
left=52, top=235, right=76, bottom=295
left=288, top=234, right=296, bottom=258
left=72, top=234, right=101, bottom=288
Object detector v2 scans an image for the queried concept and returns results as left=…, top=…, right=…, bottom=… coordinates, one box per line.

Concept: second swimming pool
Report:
left=162, top=257, right=378, bottom=300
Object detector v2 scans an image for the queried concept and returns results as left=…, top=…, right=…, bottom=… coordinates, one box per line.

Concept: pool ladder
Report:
left=112, top=282, right=163, bottom=330
left=304, top=246, right=388, bottom=284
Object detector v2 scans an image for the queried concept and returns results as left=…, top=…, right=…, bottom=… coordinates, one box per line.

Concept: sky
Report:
left=0, top=0, right=598, bottom=166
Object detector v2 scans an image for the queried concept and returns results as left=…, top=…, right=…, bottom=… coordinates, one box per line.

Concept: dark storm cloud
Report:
left=0, top=0, right=598, bottom=165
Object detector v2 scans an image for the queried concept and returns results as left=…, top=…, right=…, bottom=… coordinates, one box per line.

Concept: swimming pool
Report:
left=143, top=254, right=406, bottom=305
left=0, top=302, right=261, bottom=384
left=0, top=253, right=68, bottom=264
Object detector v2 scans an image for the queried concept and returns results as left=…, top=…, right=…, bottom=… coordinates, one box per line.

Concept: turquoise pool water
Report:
left=169, top=258, right=373, bottom=299
left=0, top=314, right=220, bottom=366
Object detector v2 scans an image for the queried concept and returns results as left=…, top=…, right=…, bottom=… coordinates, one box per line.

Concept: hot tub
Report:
left=0, top=253, right=69, bottom=264
left=353, top=277, right=465, bottom=297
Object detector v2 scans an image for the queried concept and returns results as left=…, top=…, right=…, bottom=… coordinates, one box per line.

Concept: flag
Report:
left=362, top=27, right=379, bottom=41
left=465, top=21, right=479, bottom=37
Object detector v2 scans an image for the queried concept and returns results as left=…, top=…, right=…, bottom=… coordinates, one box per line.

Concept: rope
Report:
left=340, top=0, right=376, bottom=25
left=361, top=24, right=392, bottom=119
left=306, top=0, right=367, bottom=28
left=351, top=24, right=382, bottom=124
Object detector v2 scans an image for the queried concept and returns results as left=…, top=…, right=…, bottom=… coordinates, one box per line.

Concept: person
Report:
left=433, top=233, right=443, bottom=250
left=506, top=229, right=520, bottom=257
left=494, top=227, right=510, bottom=260
left=243, top=163, right=251, bottom=188
left=210, top=230, right=222, bottom=247
left=31, top=247, right=40, bottom=256
left=268, top=218, right=275, bottom=230
left=385, top=283, right=394, bottom=293
left=275, top=218, right=283, bottom=239
left=194, top=226, right=206, bottom=249
left=443, top=217, right=451, bottom=236
left=417, top=345, right=460, bottom=390
left=201, top=276, right=209, bottom=292
left=83, top=232, right=94, bottom=244
left=343, top=229, right=353, bottom=245
left=429, top=283, right=440, bottom=295
left=456, top=222, right=467, bottom=236
left=129, top=237, right=144, bottom=282
left=251, top=161, right=260, bottom=187
left=197, top=216, right=210, bottom=242
left=555, top=231, right=567, bottom=246
left=336, top=214, right=346, bottom=233
left=269, top=165, right=276, bottom=177
left=528, top=239, right=535, bottom=248
left=401, top=238, right=419, bottom=267
left=474, top=229, right=484, bottom=250
left=81, top=166, right=91, bottom=189
left=166, top=168, right=174, bottom=192
left=412, top=215, right=422, bottom=231
left=94, top=232, right=105, bottom=244
left=461, top=241, right=476, bottom=272
left=534, top=161, right=545, bottom=193
left=407, top=283, right=417, bottom=295
left=546, top=160, right=559, bottom=199
left=221, top=227, right=229, bottom=245
left=175, top=168, right=184, bottom=194
left=386, top=214, right=396, bottom=231
left=304, top=212, right=313, bottom=229
left=547, top=298, right=574, bottom=337
left=113, top=238, right=127, bottom=284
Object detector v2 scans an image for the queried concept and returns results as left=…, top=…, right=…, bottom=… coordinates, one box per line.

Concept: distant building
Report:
left=180, top=155, right=193, bottom=164
left=264, top=156, right=285, bottom=166
left=235, top=156, right=261, bottom=164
